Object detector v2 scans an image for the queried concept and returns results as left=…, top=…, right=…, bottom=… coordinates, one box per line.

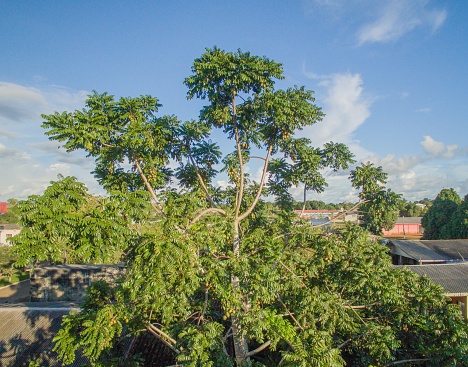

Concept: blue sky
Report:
left=1, top=0, right=467, bottom=203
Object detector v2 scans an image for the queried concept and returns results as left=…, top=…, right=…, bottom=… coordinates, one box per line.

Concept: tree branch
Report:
left=245, top=340, right=271, bottom=357
left=146, top=323, right=180, bottom=354
left=344, top=301, right=380, bottom=309
left=133, top=159, right=163, bottom=215
left=385, top=359, right=430, bottom=366
left=301, top=200, right=368, bottom=229
left=277, top=293, right=304, bottom=331
left=238, top=145, right=273, bottom=222
left=188, top=208, right=227, bottom=229
left=233, top=99, right=244, bottom=219
left=188, top=154, right=218, bottom=208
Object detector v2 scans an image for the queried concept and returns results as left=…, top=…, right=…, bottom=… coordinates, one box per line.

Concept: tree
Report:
left=452, top=194, right=468, bottom=238
left=422, top=188, right=461, bottom=240
left=350, top=162, right=401, bottom=235
left=23, top=48, right=468, bottom=366
left=11, top=176, right=150, bottom=266
left=0, top=198, right=19, bottom=224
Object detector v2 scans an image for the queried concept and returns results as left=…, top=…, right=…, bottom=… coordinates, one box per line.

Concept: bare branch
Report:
left=134, top=159, right=163, bottom=215
left=245, top=340, right=271, bottom=357
left=277, top=293, right=304, bottom=331
left=249, top=155, right=267, bottom=161
left=238, top=145, right=273, bottom=222
left=146, top=323, right=180, bottom=354
left=188, top=208, right=227, bottom=229
left=188, top=155, right=218, bottom=208
left=337, top=339, right=352, bottom=350
left=344, top=301, right=380, bottom=310
left=385, top=359, right=430, bottom=366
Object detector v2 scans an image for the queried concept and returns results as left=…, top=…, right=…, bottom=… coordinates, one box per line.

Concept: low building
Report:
left=388, top=239, right=468, bottom=265
left=0, top=224, right=21, bottom=245
left=382, top=217, right=423, bottom=236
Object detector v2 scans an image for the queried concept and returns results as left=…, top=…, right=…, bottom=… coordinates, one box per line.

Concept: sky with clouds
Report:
left=1, top=0, right=467, bottom=203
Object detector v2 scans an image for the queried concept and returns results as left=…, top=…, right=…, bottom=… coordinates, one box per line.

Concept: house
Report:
left=400, top=263, right=468, bottom=319
left=382, top=217, right=423, bottom=237
left=388, top=239, right=468, bottom=265
left=0, top=224, right=21, bottom=245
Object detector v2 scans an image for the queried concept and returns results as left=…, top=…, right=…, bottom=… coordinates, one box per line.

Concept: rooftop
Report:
left=401, top=263, right=468, bottom=296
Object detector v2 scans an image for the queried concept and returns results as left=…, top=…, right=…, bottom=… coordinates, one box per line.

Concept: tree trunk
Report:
left=231, top=220, right=250, bottom=365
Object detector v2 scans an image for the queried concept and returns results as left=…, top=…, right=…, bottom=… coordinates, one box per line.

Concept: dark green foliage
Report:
left=422, top=188, right=462, bottom=239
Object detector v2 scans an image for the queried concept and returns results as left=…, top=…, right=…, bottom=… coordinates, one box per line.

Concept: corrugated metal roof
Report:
left=391, top=240, right=449, bottom=261
left=394, top=217, right=422, bottom=224
left=421, top=239, right=468, bottom=260
left=402, top=263, right=468, bottom=295
left=0, top=304, right=87, bottom=366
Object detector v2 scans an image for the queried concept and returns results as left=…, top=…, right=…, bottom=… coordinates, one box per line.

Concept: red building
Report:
left=0, top=202, right=7, bottom=214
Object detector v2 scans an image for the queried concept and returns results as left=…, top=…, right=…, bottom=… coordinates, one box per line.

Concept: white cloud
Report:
left=421, top=135, right=458, bottom=158
left=0, top=82, right=99, bottom=200
left=300, top=72, right=371, bottom=147
left=357, top=0, right=447, bottom=45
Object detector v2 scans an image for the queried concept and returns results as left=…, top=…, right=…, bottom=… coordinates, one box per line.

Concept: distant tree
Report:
left=450, top=194, right=468, bottom=239
left=398, top=200, right=426, bottom=217
left=422, top=188, right=461, bottom=240
left=0, top=198, right=19, bottom=224
left=350, top=162, right=401, bottom=235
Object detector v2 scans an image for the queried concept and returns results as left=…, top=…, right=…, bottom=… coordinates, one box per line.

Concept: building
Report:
left=388, top=239, right=468, bottom=265
left=382, top=217, right=423, bottom=237
left=0, top=224, right=21, bottom=245
left=0, top=202, right=7, bottom=214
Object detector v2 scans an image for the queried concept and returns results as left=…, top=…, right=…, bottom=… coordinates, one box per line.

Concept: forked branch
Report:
left=238, top=145, right=273, bottom=221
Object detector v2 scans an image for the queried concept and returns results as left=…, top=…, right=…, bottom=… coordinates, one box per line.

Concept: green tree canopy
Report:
left=17, top=48, right=468, bottom=366
left=422, top=188, right=462, bottom=240
left=11, top=176, right=151, bottom=266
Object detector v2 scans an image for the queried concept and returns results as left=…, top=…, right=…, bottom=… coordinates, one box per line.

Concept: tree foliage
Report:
left=18, top=48, right=468, bottom=366
left=422, top=188, right=466, bottom=239
left=350, top=162, right=401, bottom=235
left=11, top=176, right=151, bottom=266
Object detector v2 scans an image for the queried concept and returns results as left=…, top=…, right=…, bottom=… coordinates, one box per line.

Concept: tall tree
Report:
left=422, top=188, right=461, bottom=239
left=350, top=162, right=401, bottom=235
left=29, top=48, right=468, bottom=366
